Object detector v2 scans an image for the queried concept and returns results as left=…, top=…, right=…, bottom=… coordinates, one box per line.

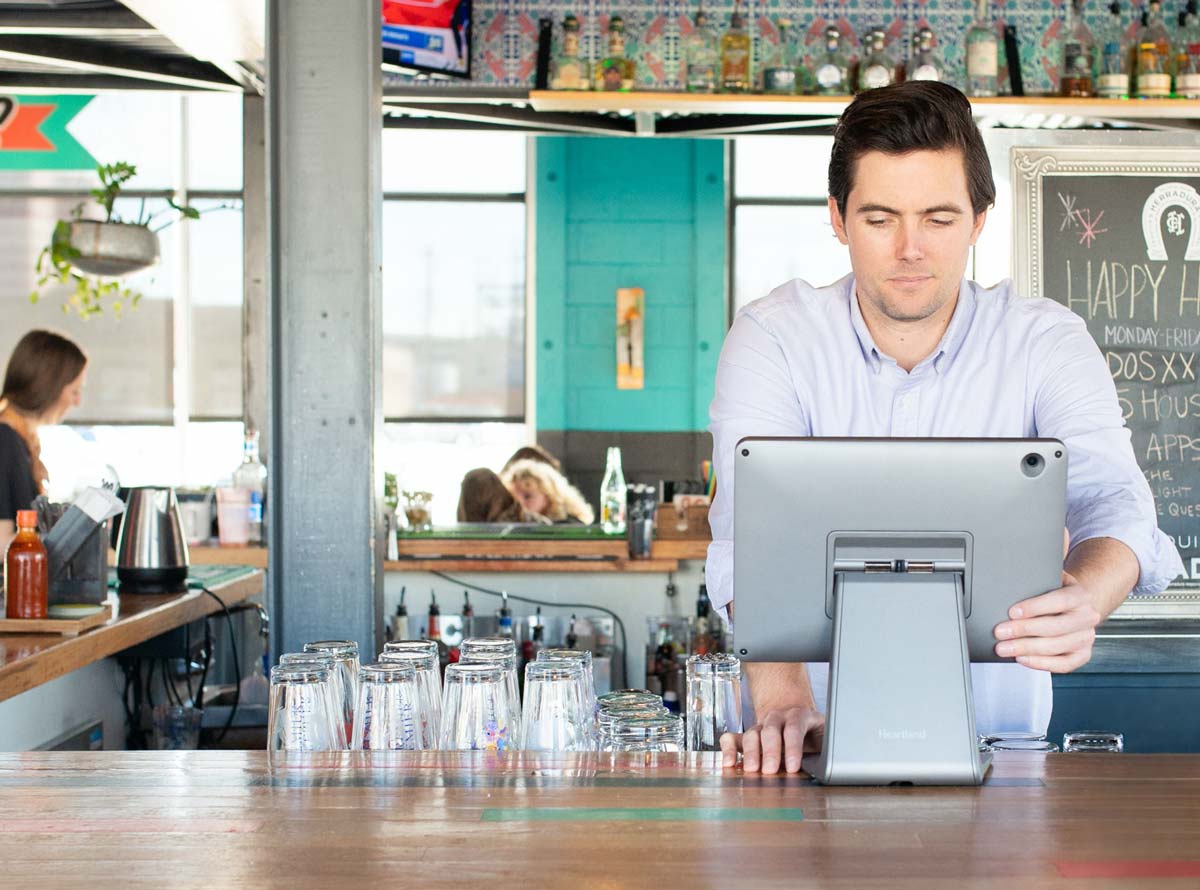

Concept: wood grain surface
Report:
left=0, top=750, right=1197, bottom=888
left=0, top=571, right=263, bottom=704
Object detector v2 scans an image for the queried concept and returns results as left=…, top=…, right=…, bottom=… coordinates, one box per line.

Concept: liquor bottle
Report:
left=857, top=29, right=895, bottom=91
left=600, top=446, right=627, bottom=534
left=1176, top=1, right=1200, bottom=97
left=1136, top=0, right=1173, bottom=96
left=497, top=589, right=514, bottom=638
left=595, top=15, right=635, bottom=91
left=550, top=14, right=591, bottom=90
left=427, top=590, right=441, bottom=641
left=720, top=4, right=752, bottom=92
left=4, top=510, right=47, bottom=620
left=906, top=26, right=946, bottom=81
left=233, top=429, right=267, bottom=545
left=761, top=18, right=798, bottom=94
left=812, top=25, right=851, bottom=95
left=965, top=0, right=1000, bottom=96
left=1060, top=0, right=1096, bottom=95
left=693, top=582, right=719, bottom=656
left=683, top=8, right=718, bottom=92
left=1097, top=1, right=1132, bottom=96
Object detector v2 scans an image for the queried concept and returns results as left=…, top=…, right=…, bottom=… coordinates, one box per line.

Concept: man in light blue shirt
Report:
left=706, top=81, right=1183, bottom=774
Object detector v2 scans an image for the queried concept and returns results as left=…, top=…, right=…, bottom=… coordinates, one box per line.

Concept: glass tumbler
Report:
left=538, top=648, right=597, bottom=722
left=980, top=732, right=1060, bottom=753
left=598, top=703, right=668, bottom=752
left=458, top=650, right=523, bottom=748
left=1063, top=731, right=1124, bottom=753
left=378, top=649, right=442, bottom=748
left=382, top=639, right=443, bottom=702
left=278, top=652, right=347, bottom=748
left=608, top=713, right=686, bottom=754
left=685, top=653, right=743, bottom=752
left=460, top=636, right=517, bottom=658
left=268, top=664, right=343, bottom=757
left=440, top=662, right=520, bottom=752
left=522, top=660, right=591, bottom=752
left=303, top=640, right=360, bottom=742
left=352, top=662, right=422, bottom=751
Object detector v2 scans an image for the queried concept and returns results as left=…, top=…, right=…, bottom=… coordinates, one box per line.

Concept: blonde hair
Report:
left=501, top=459, right=595, bottom=525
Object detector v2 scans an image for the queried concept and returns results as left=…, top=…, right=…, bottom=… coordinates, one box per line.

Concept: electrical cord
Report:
left=431, top=571, right=630, bottom=690
left=190, top=584, right=241, bottom=744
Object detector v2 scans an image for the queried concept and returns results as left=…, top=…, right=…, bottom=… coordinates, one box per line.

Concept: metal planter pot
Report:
left=68, top=221, right=160, bottom=276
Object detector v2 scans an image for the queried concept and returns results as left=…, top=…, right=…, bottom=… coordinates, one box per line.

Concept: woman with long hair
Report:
left=0, top=329, right=88, bottom=552
left=501, top=458, right=594, bottom=525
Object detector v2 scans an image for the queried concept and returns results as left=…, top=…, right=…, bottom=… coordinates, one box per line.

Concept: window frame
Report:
left=727, top=139, right=833, bottom=324
left=379, top=182, right=529, bottom=425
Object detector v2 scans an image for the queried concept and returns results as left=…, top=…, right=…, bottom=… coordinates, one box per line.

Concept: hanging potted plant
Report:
left=30, top=161, right=200, bottom=317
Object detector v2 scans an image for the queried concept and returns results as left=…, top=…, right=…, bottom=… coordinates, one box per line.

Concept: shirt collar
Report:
left=847, top=277, right=976, bottom=376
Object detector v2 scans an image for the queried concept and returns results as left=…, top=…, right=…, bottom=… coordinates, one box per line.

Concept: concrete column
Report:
left=265, top=0, right=383, bottom=658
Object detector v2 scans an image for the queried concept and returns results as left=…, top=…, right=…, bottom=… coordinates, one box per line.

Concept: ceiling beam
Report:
left=0, top=7, right=154, bottom=37
left=0, top=34, right=240, bottom=92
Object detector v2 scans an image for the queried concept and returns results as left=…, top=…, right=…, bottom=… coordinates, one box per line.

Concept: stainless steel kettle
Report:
left=116, top=486, right=190, bottom=593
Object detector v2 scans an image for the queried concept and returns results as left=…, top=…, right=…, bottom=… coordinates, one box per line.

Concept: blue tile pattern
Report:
left=388, top=0, right=1172, bottom=96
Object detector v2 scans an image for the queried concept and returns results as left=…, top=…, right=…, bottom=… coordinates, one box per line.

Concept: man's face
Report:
left=828, top=149, right=987, bottom=325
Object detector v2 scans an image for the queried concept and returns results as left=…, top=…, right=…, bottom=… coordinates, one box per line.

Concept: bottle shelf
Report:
left=527, top=90, right=1200, bottom=122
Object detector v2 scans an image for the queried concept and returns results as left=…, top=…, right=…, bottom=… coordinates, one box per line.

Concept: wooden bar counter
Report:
left=0, top=567, right=263, bottom=704
left=0, top=750, right=1197, bottom=888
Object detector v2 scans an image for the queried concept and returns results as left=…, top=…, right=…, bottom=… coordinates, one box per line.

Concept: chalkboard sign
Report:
left=1013, top=146, right=1200, bottom=589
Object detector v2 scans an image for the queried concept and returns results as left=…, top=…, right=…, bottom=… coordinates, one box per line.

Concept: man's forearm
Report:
left=1065, top=536, right=1141, bottom=620
left=745, top=661, right=816, bottom=714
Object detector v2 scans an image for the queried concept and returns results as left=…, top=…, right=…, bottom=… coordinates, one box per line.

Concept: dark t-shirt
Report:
left=0, top=422, right=38, bottom=522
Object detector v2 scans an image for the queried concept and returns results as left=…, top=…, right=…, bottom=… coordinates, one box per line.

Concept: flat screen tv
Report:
left=382, top=0, right=472, bottom=79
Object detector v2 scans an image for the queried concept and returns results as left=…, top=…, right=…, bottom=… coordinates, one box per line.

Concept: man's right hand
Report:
left=719, top=707, right=825, bottom=773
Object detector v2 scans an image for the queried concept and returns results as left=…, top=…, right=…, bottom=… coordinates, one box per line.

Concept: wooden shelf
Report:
left=529, top=90, right=1200, bottom=121
left=190, top=540, right=708, bottom=573
left=385, top=558, right=681, bottom=573
left=0, top=568, right=264, bottom=704
left=189, top=544, right=268, bottom=569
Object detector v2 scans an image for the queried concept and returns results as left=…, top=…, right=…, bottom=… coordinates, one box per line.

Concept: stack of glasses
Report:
left=267, top=638, right=744, bottom=761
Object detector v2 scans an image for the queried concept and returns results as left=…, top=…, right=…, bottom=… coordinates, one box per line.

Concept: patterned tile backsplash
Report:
left=391, top=0, right=1172, bottom=96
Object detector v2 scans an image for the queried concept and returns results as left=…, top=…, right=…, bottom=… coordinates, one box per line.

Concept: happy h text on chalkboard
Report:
left=1013, top=146, right=1200, bottom=589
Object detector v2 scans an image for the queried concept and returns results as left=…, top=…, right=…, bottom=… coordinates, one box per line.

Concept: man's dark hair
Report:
left=828, top=81, right=995, bottom=218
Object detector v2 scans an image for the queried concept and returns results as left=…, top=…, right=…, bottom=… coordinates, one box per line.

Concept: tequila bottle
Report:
left=965, top=0, right=1000, bottom=96
left=857, top=29, right=895, bottom=91
left=906, top=27, right=946, bottom=81
left=1175, top=1, right=1200, bottom=97
left=683, top=9, right=718, bottom=93
left=812, top=25, right=850, bottom=95
left=1060, top=0, right=1096, bottom=96
left=1097, top=1, right=1132, bottom=96
left=595, top=15, right=635, bottom=91
left=761, top=18, right=798, bottom=94
left=1135, top=0, right=1173, bottom=96
left=720, top=5, right=752, bottom=92
left=550, top=14, right=590, bottom=90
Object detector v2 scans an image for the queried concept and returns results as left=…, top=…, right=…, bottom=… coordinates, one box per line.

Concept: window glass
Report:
left=734, top=205, right=851, bottom=313
left=186, top=93, right=244, bottom=191
left=734, top=136, right=835, bottom=199
left=381, top=200, right=525, bottom=419
left=188, top=199, right=244, bottom=419
left=0, top=194, right=177, bottom=424
left=380, top=422, right=530, bottom=526
left=382, top=130, right=525, bottom=194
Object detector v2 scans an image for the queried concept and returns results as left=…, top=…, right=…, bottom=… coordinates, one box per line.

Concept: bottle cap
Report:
left=16, top=510, right=37, bottom=528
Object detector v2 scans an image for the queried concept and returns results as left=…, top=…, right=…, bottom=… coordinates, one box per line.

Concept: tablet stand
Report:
left=801, top=564, right=992, bottom=786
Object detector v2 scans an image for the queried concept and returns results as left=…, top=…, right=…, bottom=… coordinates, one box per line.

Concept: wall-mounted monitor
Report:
left=382, top=0, right=472, bottom=79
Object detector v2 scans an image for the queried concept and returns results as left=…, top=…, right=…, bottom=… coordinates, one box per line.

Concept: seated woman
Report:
left=456, top=468, right=545, bottom=524
left=501, top=458, right=594, bottom=525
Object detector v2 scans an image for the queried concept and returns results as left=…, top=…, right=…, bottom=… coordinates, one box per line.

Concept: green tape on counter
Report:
left=481, top=807, right=803, bottom=822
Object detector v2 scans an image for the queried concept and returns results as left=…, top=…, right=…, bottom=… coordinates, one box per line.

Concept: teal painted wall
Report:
left=535, top=137, right=726, bottom=432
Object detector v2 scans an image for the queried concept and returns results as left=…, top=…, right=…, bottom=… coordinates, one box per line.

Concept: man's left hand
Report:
left=993, top=571, right=1102, bottom=673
